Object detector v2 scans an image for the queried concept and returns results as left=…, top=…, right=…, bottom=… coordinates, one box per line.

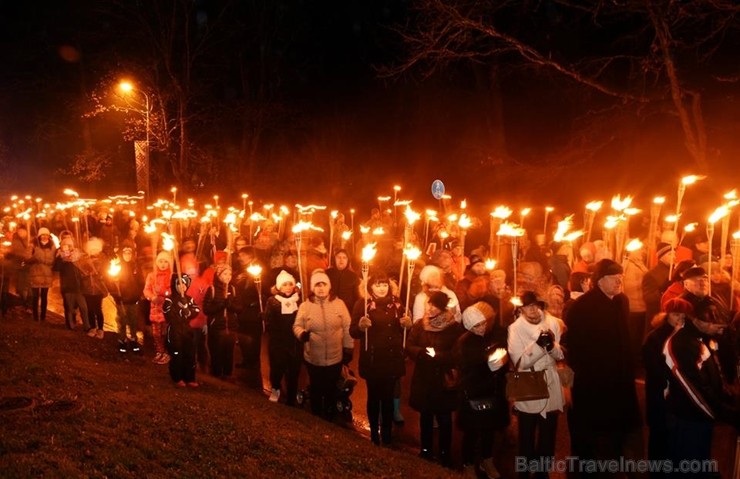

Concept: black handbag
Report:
left=505, top=356, right=549, bottom=402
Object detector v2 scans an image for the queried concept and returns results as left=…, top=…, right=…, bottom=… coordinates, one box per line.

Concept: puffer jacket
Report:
left=293, top=295, right=353, bottom=366
left=29, top=240, right=56, bottom=288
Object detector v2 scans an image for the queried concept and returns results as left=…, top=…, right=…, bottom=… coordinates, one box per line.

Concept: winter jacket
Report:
left=53, top=249, right=85, bottom=294
left=203, top=282, right=241, bottom=332
left=7, top=233, right=32, bottom=273
left=293, top=296, right=353, bottom=367
left=664, top=320, right=738, bottom=425
left=78, top=254, right=109, bottom=297
left=108, top=259, right=142, bottom=304
left=643, top=262, right=670, bottom=324
left=265, top=291, right=302, bottom=357
left=29, top=240, right=56, bottom=288
left=454, top=327, right=510, bottom=431
left=508, top=311, right=565, bottom=416
left=326, top=267, right=360, bottom=313
left=564, top=287, right=641, bottom=433
left=549, top=254, right=571, bottom=291
left=642, top=321, right=675, bottom=428
left=232, top=270, right=265, bottom=325
left=406, top=317, right=465, bottom=413
left=623, top=258, right=648, bottom=313
left=165, top=292, right=200, bottom=352
left=350, top=293, right=406, bottom=381
left=185, top=274, right=210, bottom=329
left=143, top=269, right=172, bottom=323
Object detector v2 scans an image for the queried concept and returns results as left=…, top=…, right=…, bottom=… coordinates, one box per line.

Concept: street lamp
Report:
left=119, top=81, right=150, bottom=201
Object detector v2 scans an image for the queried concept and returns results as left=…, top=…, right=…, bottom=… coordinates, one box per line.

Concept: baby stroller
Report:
left=296, top=365, right=357, bottom=419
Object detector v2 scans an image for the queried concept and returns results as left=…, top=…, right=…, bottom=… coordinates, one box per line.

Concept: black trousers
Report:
left=306, top=362, right=342, bottom=419
left=30, top=287, right=49, bottom=321
left=169, top=342, right=196, bottom=383
left=366, top=376, right=395, bottom=443
left=462, top=427, right=496, bottom=465
left=208, top=329, right=236, bottom=377
left=518, top=411, right=559, bottom=479
left=269, top=347, right=301, bottom=405
left=420, top=411, right=453, bottom=458
left=238, top=320, right=262, bottom=368
left=85, top=294, right=105, bottom=330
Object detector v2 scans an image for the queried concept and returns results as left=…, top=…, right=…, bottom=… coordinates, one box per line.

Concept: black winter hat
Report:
left=427, top=291, right=451, bottom=311
left=591, top=259, right=623, bottom=284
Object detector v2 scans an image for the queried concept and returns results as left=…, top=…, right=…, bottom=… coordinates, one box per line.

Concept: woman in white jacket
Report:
left=507, top=291, right=564, bottom=479
left=293, top=269, right=354, bottom=419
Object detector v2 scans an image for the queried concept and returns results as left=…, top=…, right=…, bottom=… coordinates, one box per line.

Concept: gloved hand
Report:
left=201, top=325, right=208, bottom=334
left=342, top=348, right=353, bottom=365
left=299, top=331, right=310, bottom=343
left=399, top=316, right=413, bottom=329
left=358, top=316, right=372, bottom=331
left=536, top=330, right=555, bottom=352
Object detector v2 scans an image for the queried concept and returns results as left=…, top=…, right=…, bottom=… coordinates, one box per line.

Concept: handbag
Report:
left=505, top=356, right=549, bottom=402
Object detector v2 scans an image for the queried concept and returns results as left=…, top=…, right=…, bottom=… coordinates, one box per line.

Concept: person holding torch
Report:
left=350, top=270, right=411, bottom=446
left=106, top=242, right=143, bottom=354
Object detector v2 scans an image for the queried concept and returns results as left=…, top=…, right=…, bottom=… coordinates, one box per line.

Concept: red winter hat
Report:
left=664, top=298, right=693, bottom=316
left=214, top=250, right=228, bottom=265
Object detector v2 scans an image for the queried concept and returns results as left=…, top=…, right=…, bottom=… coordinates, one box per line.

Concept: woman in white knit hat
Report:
left=293, top=269, right=353, bottom=419
left=29, top=227, right=56, bottom=322
left=265, top=269, right=302, bottom=404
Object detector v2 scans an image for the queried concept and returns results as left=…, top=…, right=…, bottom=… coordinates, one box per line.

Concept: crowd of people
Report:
left=1, top=202, right=739, bottom=479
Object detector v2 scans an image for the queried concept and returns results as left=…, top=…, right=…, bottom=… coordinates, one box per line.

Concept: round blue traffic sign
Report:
left=431, top=180, right=445, bottom=200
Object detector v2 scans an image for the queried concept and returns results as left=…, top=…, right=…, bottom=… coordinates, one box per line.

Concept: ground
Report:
left=0, top=304, right=457, bottom=479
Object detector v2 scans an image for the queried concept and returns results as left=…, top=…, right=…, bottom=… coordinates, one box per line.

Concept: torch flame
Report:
left=108, top=258, right=121, bottom=277
left=585, top=201, right=603, bottom=212
left=625, top=239, right=643, bottom=252
left=247, top=263, right=263, bottom=278
left=497, top=222, right=525, bottom=237
left=520, top=207, right=531, bottom=217
left=681, top=175, right=705, bottom=185
left=684, top=222, right=697, bottom=233
left=404, top=206, right=421, bottom=225
left=360, top=225, right=370, bottom=234
left=404, top=246, right=422, bottom=261
left=372, top=227, right=385, bottom=236
left=341, top=231, right=352, bottom=241
left=665, top=215, right=679, bottom=223
left=485, top=258, right=497, bottom=270
left=708, top=206, right=729, bottom=224
left=491, top=206, right=512, bottom=220
left=161, top=233, right=175, bottom=252
left=361, top=243, right=377, bottom=263
left=611, top=195, right=633, bottom=212
left=458, top=213, right=472, bottom=229
left=553, top=215, right=574, bottom=242
left=653, top=196, right=666, bottom=205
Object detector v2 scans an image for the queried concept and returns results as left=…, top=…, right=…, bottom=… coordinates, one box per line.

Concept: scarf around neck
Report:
left=423, top=311, right=455, bottom=332
left=275, top=292, right=299, bottom=314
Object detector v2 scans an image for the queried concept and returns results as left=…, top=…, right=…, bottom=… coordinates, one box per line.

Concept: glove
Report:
left=399, top=316, right=413, bottom=329
left=300, top=331, right=310, bottom=343
left=201, top=325, right=208, bottom=334
left=358, top=316, right=372, bottom=331
left=536, top=330, right=555, bottom=352
left=342, top=348, right=353, bottom=365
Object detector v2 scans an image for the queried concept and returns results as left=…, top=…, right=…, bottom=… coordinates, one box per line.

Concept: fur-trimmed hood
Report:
left=358, top=276, right=400, bottom=300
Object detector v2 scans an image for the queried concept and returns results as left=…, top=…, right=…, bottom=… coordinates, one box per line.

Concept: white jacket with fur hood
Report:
left=293, top=295, right=353, bottom=366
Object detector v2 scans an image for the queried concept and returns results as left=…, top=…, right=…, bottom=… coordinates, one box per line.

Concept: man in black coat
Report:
left=564, top=259, right=642, bottom=478
left=665, top=266, right=739, bottom=477
left=642, top=243, right=674, bottom=327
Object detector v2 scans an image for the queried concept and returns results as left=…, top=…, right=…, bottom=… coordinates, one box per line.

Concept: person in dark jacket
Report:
left=265, top=270, right=302, bottom=405
left=548, top=242, right=571, bottom=291
left=642, top=298, right=689, bottom=479
left=204, top=264, right=241, bottom=379
left=642, top=243, right=674, bottom=330
left=455, top=301, right=509, bottom=479
left=164, top=273, right=200, bottom=387
left=665, top=267, right=739, bottom=476
left=326, top=249, right=360, bottom=314
left=28, top=227, right=56, bottom=322
left=350, top=271, right=411, bottom=446
left=233, top=247, right=265, bottom=386
left=53, top=236, right=91, bottom=332
left=564, top=259, right=642, bottom=477
left=406, top=290, right=465, bottom=467
left=107, top=244, right=143, bottom=353
left=8, top=225, right=33, bottom=309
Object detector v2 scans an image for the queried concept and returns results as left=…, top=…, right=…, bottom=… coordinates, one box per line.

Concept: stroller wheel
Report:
left=336, top=400, right=344, bottom=413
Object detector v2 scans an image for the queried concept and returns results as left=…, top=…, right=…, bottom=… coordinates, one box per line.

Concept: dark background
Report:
left=0, top=1, right=738, bottom=215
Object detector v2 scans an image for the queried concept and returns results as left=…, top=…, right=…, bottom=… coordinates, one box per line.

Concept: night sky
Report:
left=0, top=1, right=739, bottom=212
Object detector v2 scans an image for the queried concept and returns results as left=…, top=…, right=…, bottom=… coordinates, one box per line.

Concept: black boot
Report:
left=370, top=429, right=380, bottom=445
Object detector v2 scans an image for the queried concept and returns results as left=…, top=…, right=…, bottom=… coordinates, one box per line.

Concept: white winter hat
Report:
left=37, top=227, right=51, bottom=236
left=418, top=265, right=442, bottom=288
left=462, top=301, right=495, bottom=331
left=310, top=269, right=331, bottom=291
left=276, top=270, right=296, bottom=288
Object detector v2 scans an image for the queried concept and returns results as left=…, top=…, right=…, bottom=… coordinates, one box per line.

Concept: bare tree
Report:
left=386, top=0, right=740, bottom=171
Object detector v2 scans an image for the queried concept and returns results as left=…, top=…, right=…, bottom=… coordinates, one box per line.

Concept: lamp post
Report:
left=119, top=81, right=151, bottom=201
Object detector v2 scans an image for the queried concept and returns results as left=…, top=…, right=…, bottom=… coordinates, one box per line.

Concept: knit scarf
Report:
left=423, top=310, right=455, bottom=332
left=275, top=292, right=299, bottom=314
